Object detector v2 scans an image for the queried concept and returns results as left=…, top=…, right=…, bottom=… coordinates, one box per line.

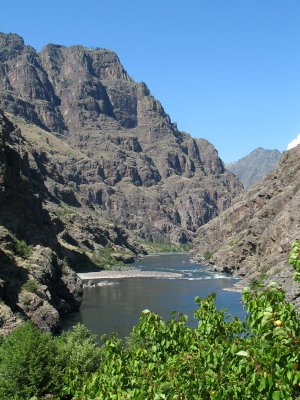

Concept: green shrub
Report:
left=0, top=322, right=60, bottom=399
left=64, top=283, right=300, bottom=399
left=63, top=242, right=300, bottom=399
left=1, top=242, right=300, bottom=399
left=22, top=295, right=31, bottom=305
left=22, top=279, right=38, bottom=293
left=0, top=322, right=102, bottom=399
left=91, top=244, right=126, bottom=269
left=55, top=323, right=101, bottom=375
left=55, top=204, right=76, bottom=221
left=289, top=241, right=300, bottom=282
left=203, top=250, right=213, bottom=260
left=14, top=239, right=33, bottom=258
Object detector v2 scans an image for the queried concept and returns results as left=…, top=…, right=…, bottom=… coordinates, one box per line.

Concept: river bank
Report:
left=77, top=268, right=183, bottom=286
left=64, top=253, right=245, bottom=338
left=76, top=259, right=243, bottom=292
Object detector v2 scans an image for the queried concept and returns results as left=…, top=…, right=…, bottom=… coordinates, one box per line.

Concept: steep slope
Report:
left=226, top=147, right=281, bottom=188
left=0, top=110, right=142, bottom=334
left=0, top=33, right=242, bottom=243
left=0, top=110, right=81, bottom=334
left=194, top=145, right=300, bottom=303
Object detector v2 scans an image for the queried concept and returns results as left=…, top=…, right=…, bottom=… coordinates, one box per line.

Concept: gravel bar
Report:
left=77, top=270, right=183, bottom=280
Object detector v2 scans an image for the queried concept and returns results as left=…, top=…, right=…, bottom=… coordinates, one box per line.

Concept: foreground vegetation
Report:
left=1, top=243, right=300, bottom=399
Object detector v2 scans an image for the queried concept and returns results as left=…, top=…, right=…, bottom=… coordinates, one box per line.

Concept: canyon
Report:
left=0, top=33, right=242, bottom=332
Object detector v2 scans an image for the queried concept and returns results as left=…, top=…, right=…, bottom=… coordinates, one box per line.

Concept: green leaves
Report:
left=272, top=390, right=282, bottom=400
left=257, top=377, right=266, bottom=392
left=261, top=311, right=273, bottom=327
left=236, top=350, right=249, bottom=357
left=0, top=322, right=60, bottom=399
left=2, top=242, right=300, bottom=399
left=72, top=278, right=300, bottom=399
left=289, top=241, right=300, bottom=280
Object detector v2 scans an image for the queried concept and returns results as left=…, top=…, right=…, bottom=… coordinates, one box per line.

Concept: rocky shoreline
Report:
left=77, top=263, right=244, bottom=293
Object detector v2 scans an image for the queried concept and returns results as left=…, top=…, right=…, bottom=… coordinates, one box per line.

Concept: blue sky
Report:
left=2, top=0, right=300, bottom=162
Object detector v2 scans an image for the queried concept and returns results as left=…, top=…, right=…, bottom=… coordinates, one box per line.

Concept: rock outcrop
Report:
left=194, top=145, right=300, bottom=304
left=0, top=110, right=140, bottom=334
left=226, top=147, right=281, bottom=189
left=0, top=33, right=242, bottom=244
left=0, top=110, right=80, bottom=333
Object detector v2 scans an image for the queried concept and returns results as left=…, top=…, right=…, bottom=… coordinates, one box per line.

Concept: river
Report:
left=62, top=253, right=245, bottom=338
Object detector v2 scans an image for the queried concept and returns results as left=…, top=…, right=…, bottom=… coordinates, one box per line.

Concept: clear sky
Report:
left=2, top=0, right=300, bottom=162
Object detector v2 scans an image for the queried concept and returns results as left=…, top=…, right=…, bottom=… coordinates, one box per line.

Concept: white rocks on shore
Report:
left=77, top=269, right=183, bottom=282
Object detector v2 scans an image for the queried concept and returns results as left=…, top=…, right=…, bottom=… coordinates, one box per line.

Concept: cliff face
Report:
left=0, top=33, right=242, bottom=243
left=194, top=145, right=300, bottom=304
left=226, top=147, right=281, bottom=189
left=0, top=111, right=82, bottom=333
left=0, top=109, right=142, bottom=334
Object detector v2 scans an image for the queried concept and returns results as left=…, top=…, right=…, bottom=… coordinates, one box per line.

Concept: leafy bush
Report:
left=203, top=250, right=213, bottom=260
left=56, top=323, right=101, bottom=374
left=63, top=282, right=300, bottom=399
left=55, top=204, right=76, bottom=222
left=0, top=322, right=101, bottom=399
left=63, top=242, right=300, bottom=399
left=22, top=279, right=38, bottom=293
left=14, top=239, right=33, bottom=258
left=0, top=322, right=60, bottom=399
left=289, top=241, right=300, bottom=282
left=91, top=244, right=126, bottom=269
left=1, top=242, right=300, bottom=399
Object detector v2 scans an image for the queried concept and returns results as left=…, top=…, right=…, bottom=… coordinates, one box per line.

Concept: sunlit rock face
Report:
left=0, top=33, right=242, bottom=245
left=194, top=144, right=300, bottom=306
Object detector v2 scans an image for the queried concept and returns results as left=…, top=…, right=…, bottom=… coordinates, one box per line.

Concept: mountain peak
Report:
left=0, top=32, right=242, bottom=244
left=226, top=147, right=281, bottom=188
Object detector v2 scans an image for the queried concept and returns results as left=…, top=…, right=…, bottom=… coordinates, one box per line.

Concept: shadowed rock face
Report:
left=226, top=147, right=281, bottom=189
left=0, top=109, right=143, bottom=334
left=0, top=33, right=242, bottom=243
left=194, top=145, right=300, bottom=305
left=0, top=110, right=82, bottom=333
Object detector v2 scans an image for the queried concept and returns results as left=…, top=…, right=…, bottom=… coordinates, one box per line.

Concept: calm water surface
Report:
left=62, top=253, right=245, bottom=338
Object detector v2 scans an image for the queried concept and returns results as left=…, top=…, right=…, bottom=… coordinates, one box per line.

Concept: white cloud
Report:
left=287, top=134, right=300, bottom=150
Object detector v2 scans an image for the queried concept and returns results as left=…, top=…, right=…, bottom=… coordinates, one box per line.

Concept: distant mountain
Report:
left=194, top=145, right=300, bottom=305
left=226, top=147, right=281, bottom=188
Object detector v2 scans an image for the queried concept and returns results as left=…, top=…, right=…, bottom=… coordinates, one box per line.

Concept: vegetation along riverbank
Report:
left=0, top=243, right=300, bottom=399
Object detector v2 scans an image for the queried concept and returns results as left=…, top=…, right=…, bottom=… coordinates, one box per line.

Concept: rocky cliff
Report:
left=194, top=145, right=300, bottom=304
left=226, top=147, right=281, bottom=189
left=0, top=32, right=244, bottom=333
left=0, top=109, right=141, bottom=334
left=0, top=33, right=242, bottom=244
left=0, top=110, right=80, bottom=333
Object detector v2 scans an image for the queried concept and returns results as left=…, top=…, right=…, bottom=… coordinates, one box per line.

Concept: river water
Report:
left=62, top=253, right=245, bottom=338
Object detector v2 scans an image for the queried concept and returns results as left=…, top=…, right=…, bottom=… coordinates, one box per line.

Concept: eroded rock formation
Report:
left=0, top=33, right=242, bottom=244
left=194, top=145, right=300, bottom=304
left=0, top=110, right=140, bottom=333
